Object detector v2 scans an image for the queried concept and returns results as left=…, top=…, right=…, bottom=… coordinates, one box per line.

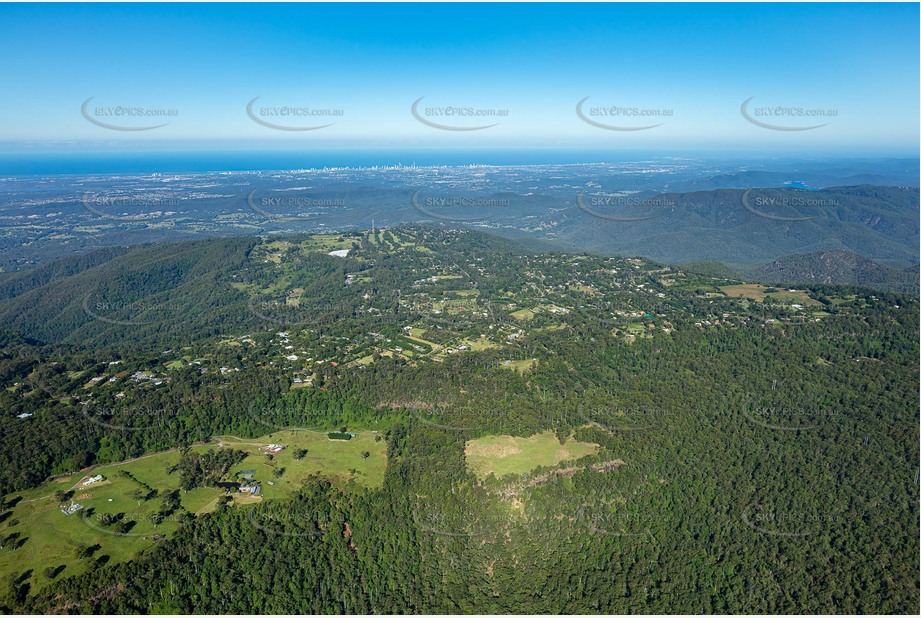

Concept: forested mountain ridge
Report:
left=0, top=227, right=917, bottom=613
left=548, top=185, right=919, bottom=274
left=0, top=237, right=257, bottom=350
left=752, top=249, right=919, bottom=293
left=2, top=169, right=917, bottom=294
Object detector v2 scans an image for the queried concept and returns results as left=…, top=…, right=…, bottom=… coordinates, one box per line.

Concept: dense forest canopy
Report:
left=0, top=227, right=917, bottom=613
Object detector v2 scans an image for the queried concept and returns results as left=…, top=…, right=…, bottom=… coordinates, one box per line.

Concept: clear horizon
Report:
left=1, top=2, right=918, bottom=156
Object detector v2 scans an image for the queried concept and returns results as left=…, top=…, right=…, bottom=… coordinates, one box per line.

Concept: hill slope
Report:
left=752, top=249, right=919, bottom=294
left=546, top=185, right=919, bottom=277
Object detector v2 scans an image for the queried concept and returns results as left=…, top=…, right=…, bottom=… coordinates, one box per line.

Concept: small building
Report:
left=239, top=484, right=261, bottom=495
left=61, top=502, right=83, bottom=515
left=264, top=444, right=285, bottom=455
left=82, top=474, right=105, bottom=487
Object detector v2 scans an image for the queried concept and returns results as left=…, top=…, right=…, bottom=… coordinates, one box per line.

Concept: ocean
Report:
left=0, top=149, right=686, bottom=176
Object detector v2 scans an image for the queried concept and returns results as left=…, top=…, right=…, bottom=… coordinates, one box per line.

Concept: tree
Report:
left=73, top=544, right=96, bottom=559
left=42, top=566, right=62, bottom=581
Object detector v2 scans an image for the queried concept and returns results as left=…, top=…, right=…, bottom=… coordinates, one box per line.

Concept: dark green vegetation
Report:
left=0, top=227, right=917, bottom=613
left=556, top=185, right=919, bottom=289
left=753, top=249, right=919, bottom=294
left=176, top=448, right=248, bottom=491
left=1, top=168, right=916, bottom=294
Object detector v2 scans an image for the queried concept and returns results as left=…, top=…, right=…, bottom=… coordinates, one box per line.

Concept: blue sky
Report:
left=0, top=2, right=917, bottom=155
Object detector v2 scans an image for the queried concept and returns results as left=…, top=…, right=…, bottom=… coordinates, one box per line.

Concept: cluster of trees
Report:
left=174, top=448, right=247, bottom=491
left=12, top=394, right=920, bottom=613
left=0, top=228, right=917, bottom=613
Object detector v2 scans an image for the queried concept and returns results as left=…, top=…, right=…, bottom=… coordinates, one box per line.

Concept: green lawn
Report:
left=465, top=431, right=599, bottom=479
left=403, top=334, right=442, bottom=353
left=297, top=234, right=356, bottom=253
left=0, top=429, right=386, bottom=593
left=500, top=359, right=537, bottom=374
left=460, top=338, right=500, bottom=352
left=720, top=284, right=821, bottom=306
left=0, top=450, right=187, bottom=592
left=449, top=289, right=479, bottom=298
left=215, top=429, right=387, bottom=499
left=510, top=308, right=535, bottom=321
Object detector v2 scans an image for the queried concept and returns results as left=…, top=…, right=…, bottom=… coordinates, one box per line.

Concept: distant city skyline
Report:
left=1, top=2, right=918, bottom=155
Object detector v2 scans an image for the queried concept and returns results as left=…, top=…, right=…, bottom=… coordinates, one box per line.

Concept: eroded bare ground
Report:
left=495, top=459, right=624, bottom=499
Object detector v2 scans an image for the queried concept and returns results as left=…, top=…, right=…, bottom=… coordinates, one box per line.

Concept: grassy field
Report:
left=403, top=334, right=442, bottom=354
left=448, top=289, right=479, bottom=298
left=510, top=308, right=535, bottom=321
left=500, top=358, right=538, bottom=374
left=0, top=429, right=386, bottom=592
left=461, top=337, right=500, bottom=352
left=215, top=429, right=387, bottom=498
left=465, top=431, right=599, bottom=479
left=721, top=284, right=820, bottom=306
left=298, top=234, right=357, bottom=253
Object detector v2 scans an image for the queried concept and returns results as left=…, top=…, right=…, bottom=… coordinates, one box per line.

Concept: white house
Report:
left=82, top=474, right=105, bottom=487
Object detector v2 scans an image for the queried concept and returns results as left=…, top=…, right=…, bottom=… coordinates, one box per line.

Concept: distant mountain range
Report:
left=0, top=164, right=917, bottom=294
left=663, top=163, right=920, bottom=193
left=537, top=184, right=918, bottom=292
